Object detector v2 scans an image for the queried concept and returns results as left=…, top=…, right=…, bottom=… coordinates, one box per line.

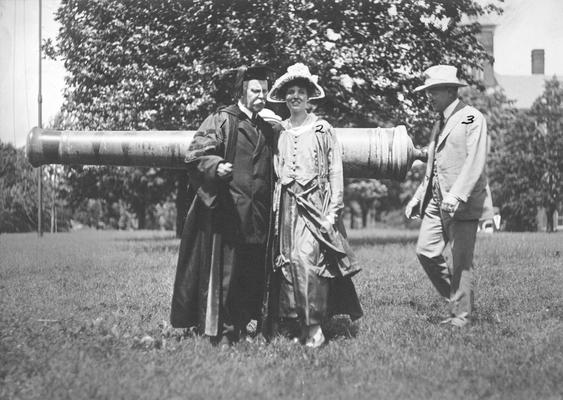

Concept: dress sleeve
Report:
left=273, top=129, right=283, bottom=180
left=326, top=122, right=344, bottom=223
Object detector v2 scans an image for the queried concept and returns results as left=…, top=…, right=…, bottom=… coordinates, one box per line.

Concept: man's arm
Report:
left=184, top=113, right=229, bottom=208
left=405, top=181, right=425, bottom=219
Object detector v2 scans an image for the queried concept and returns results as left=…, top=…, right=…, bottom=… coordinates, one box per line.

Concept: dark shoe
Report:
left=279, top=318, right=301, bottom=339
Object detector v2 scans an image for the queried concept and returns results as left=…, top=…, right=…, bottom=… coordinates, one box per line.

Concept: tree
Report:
left=529, top=77, right=563, bottom=232
left=0, top=143, right=35, bottom=233
left=345, top=179, right=388, bottom=228
left=472, top=78, right=563, bottom=232
left=488, top=112, right=543, bottom=231
left=46, top=0, right=500, bottom=231
left=0, top=142, right=70, bottom=233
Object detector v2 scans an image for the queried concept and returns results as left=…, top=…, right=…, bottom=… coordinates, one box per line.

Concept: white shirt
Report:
left=237, top=100, right=253, bottom=119
left=443, top=98, right=460, bottom=121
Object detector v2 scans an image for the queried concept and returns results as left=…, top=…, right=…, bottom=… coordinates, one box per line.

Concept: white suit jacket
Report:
left=414, top=100, right=494, bottom=221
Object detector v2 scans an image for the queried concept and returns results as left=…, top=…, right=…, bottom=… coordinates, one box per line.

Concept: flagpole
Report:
left=37, top=0, right=43, bottom=237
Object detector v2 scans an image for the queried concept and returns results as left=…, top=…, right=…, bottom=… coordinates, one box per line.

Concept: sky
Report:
left=1, top=0, right=562, bottom=148
left=0, top=0, right=64, bottom=148
left=487, top=0, right=563, bottom=76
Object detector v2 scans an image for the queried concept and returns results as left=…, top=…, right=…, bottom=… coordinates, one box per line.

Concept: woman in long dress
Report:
left=265, top=63, right=362, bottom=348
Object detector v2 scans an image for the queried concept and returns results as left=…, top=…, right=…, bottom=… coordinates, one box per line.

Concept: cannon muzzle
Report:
left=26, top=126, right=427, bottom=180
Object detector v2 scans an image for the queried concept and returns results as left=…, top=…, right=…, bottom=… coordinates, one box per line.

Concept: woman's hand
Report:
left=320, top=214, right=336, bottom=232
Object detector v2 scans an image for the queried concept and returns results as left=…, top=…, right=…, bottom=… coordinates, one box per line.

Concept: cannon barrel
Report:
left=26, top=126, right=427, bottom=180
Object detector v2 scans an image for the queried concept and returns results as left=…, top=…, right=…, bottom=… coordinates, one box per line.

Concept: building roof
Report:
left=494, top=73, right=562, bottom=109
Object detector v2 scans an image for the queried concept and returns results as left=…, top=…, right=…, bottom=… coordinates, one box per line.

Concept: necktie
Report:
left=251, top=112, right=258, bottom=123
left=435, top=114, right=445, bottom=145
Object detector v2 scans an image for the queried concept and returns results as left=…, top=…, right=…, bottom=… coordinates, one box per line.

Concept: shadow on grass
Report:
left=114, top=240, right=180, bottom=254
left=114, top=235, right=178, bottom=243
left=324, top=315, right=360, bottom=340
left=130, top=243, right=180, bottom=254
left=406, top=297, right=517, bottom=329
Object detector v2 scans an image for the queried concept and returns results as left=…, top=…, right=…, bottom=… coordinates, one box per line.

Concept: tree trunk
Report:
left=136, top=203, right=146, bottom=230
left=51, top=170, right=57, bottom=233
left=349, top=200, right=361, bottom=229
left=361, top=207, right=368, bottom=228
left=175, top=172, right=188, bottom=238
left=546, top=204, right=556, bottom=233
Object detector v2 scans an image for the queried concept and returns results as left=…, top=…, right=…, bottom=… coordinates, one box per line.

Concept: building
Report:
left=475, top=0, right=563, bottom=109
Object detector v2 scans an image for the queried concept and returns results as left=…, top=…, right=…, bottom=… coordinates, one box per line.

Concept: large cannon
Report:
left=26, top=126, right=426, bottom=180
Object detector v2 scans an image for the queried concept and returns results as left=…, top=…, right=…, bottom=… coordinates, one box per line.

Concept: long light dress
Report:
left=273, top=113, right=358, bottom=326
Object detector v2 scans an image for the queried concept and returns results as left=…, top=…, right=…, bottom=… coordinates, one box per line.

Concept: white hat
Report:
left=267, top=63, right=325, bottom=103
left=413, top=65, right=467, bottom=92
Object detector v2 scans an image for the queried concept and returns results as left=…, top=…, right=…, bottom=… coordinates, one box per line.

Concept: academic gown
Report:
left=170, top=104, right=276, bottom=337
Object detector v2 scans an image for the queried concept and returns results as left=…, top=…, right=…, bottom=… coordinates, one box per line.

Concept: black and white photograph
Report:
left=1, top=0, right=562, bottom=399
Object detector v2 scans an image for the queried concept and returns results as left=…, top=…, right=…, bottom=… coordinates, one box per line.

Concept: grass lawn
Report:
left=1, top=228, right=562, bottom=400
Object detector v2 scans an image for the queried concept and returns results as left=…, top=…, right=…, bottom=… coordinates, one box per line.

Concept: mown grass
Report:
left=1, top=228, right=562, bottom=400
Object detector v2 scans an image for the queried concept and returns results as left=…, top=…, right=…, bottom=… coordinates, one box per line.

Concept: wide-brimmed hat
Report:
left=267, top=63, right=325, bottom=103
left=413, top=65, right=467, bottom=92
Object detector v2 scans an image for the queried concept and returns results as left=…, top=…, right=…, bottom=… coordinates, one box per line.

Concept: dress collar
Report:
left=282, top=113, right=317, bottom=135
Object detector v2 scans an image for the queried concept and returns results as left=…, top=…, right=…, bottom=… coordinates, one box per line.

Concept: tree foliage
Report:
left=0, top=143, right=70, bottom=233
left=345, top=179, right=388, bottom=228
left=488, top=112, right=543, bottom=231
left=45, top=0, right=500, bottom=229
left=477, top=77, right=563, bottom=232
left=50, top=0, right=497, bottom=131
left=529, top=77, right=563, bottom=232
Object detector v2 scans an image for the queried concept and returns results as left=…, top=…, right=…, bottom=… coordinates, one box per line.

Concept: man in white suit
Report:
left=405, top=65, right=493, bottom=327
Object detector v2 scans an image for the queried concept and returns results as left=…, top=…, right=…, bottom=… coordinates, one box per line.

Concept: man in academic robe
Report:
left=170, top=66, right=279, bottom=344
left=405, top=65, right=493, bottom=327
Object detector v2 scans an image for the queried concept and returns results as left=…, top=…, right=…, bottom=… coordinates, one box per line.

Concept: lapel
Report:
left=236, top=107, right=260, bottom=149
left=436, top=100, right=467, bottom=149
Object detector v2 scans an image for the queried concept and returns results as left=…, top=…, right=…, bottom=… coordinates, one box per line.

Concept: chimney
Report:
left=531, top=49, right=545, bottom=75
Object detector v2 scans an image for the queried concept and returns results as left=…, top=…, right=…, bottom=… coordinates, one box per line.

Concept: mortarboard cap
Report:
left=236, top=65, right=273, bottom=81
left=233, top=65, right=274, bottom=99
left=213, top=65, right=275, bottom=101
